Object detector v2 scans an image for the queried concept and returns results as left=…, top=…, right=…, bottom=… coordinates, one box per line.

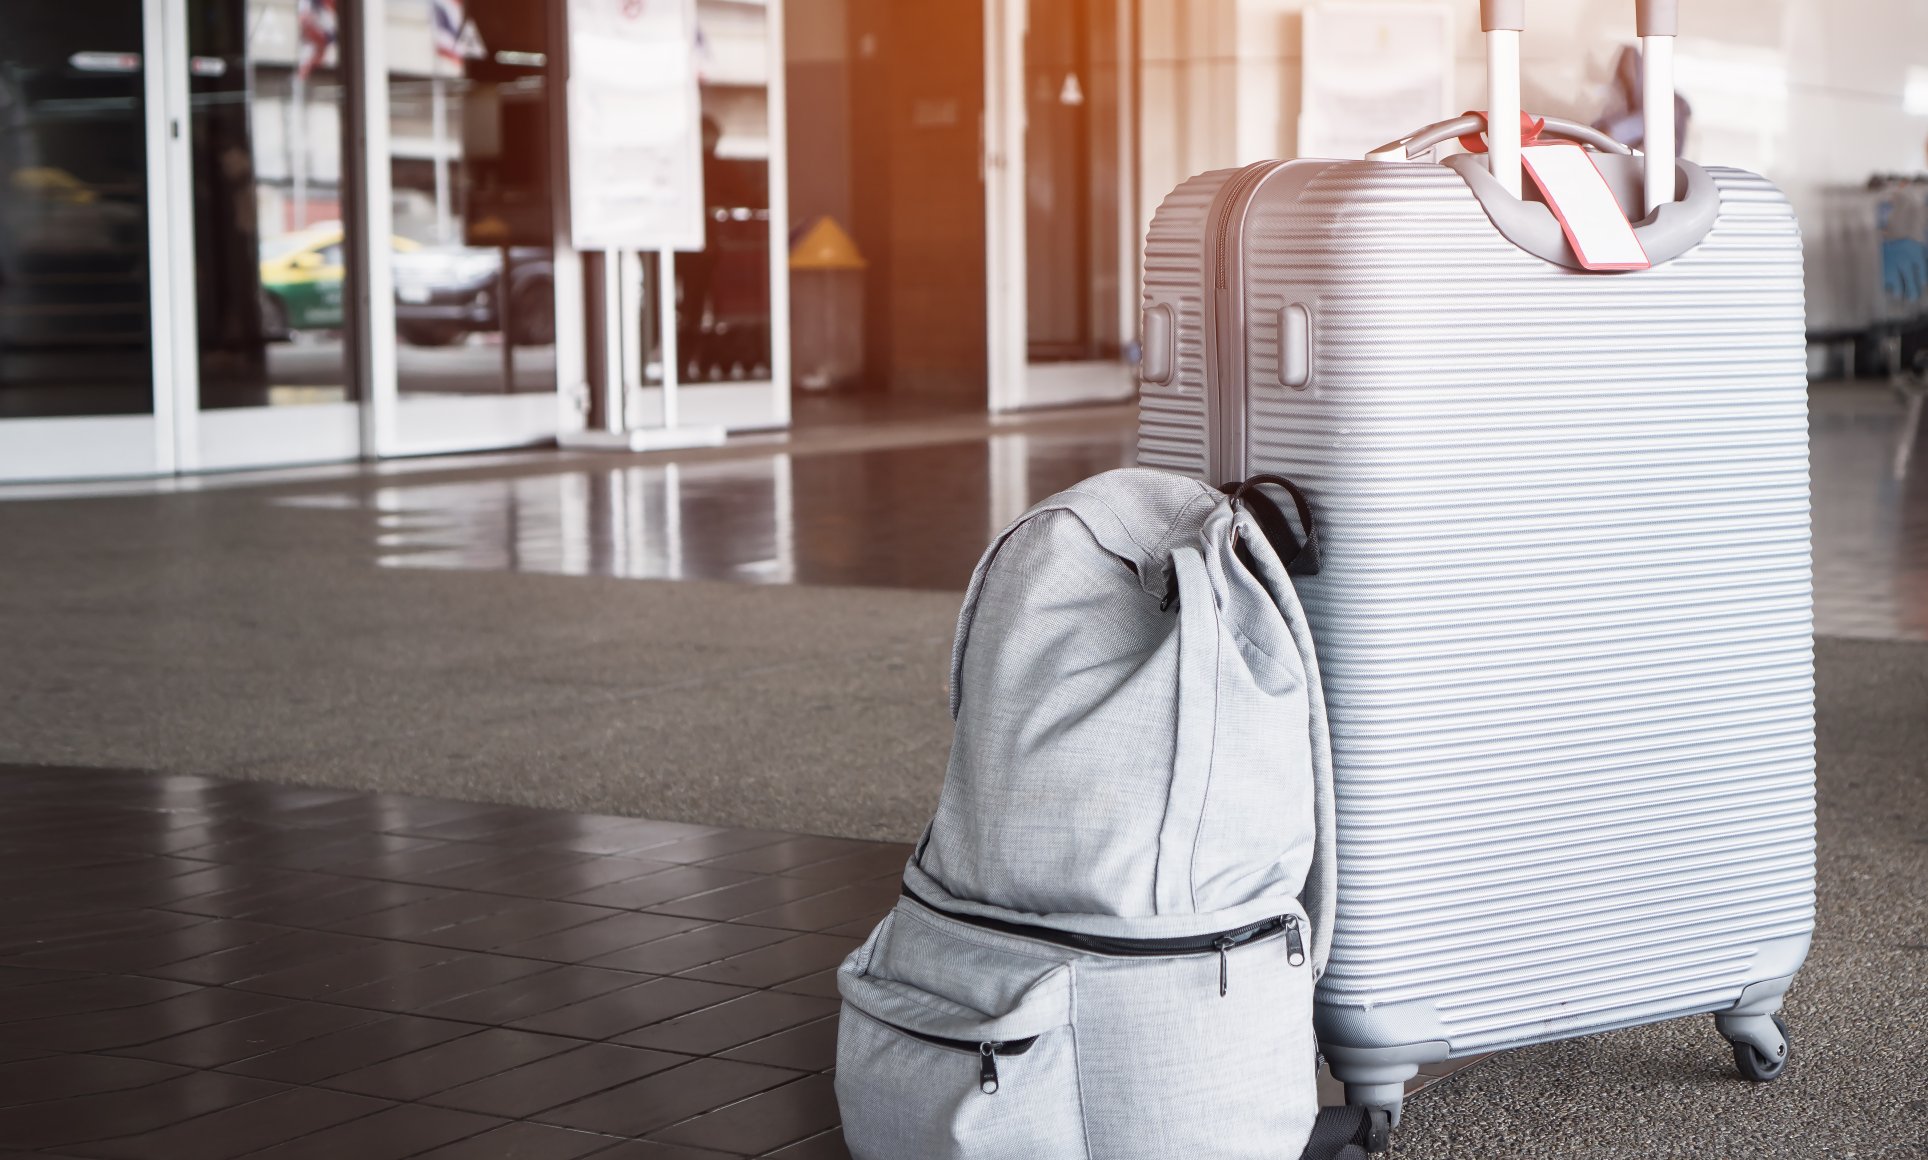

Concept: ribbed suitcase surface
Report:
left=1139, top=169, right=1236, bottom=479
left=1139, top=158, right=1815, bottom=1059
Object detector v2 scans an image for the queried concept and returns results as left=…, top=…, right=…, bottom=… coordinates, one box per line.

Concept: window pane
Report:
left=190, top=0, right=355, bottom=410
left=656, top=0, right=773, bottom=387
left=0, top=2, right=153, bottom=418
left=389, top=0, right=556, bottom=397
left=1026, top=0, right=1125, bottom=365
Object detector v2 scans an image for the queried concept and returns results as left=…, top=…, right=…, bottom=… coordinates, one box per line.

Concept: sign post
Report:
left=559, top=0, right=724, bottom=452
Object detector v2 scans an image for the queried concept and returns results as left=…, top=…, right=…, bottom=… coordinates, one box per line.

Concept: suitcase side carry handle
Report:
left=1220, top=475, right=1321, bottom=577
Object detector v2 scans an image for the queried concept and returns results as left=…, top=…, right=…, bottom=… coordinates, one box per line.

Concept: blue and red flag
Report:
left=296, top=0, right=337, bottom=79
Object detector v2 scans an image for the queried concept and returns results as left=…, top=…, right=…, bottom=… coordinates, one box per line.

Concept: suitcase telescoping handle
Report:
left=1633, top=0, right=1680, bottom=215
left=1477, top=0, right=1679, bottom=214
left=1479, top=0, right=1527, bottom=199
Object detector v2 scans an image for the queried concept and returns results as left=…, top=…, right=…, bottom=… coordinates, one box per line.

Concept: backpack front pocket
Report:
left=1069, top=918, right=1318, bottom=1159
left=835, top=911, right=1088, bottom=1160
left=896, top=891, right=1320, bottom=1160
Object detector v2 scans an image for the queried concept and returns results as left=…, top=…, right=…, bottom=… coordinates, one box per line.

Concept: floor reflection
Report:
left=278, top=427, right=1140, bottom=591
left=1809, top=384, right=1928, bottom=641
left=275, top=388, right=1928, bottom=639
left=365, top=459, right=798, bottom=584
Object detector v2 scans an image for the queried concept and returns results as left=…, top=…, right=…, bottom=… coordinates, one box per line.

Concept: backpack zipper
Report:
left=854, top=1009, right=1038, bottom=1095
left=901, top=886, right=1304, bottom=997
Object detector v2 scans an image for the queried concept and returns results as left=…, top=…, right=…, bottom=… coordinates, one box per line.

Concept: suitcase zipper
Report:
left=854, top=1009, right=1038, bottom=1095
left=1214, top=162, right=1278, bottom=289
left=901, top=887, right=1301, bottom=996
left=1209, top=159, right=1290, bottom=477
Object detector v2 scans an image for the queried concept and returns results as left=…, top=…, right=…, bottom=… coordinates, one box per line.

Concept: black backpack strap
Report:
left=1219, top=474, right=1322, bottom=576
left=1297, top=1105, right=1372, bottom=1160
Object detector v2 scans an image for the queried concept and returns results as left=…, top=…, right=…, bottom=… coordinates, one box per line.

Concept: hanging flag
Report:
left=431, top=0, right=465, bottom=65
left=296, top=0, right=337, bottom=79
left=432, top=0, right=486, bottom=66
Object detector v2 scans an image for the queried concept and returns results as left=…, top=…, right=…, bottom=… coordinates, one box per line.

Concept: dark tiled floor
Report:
left=0, top=765, right=878, bottom=1158
left=0, top=766, right=1471, bottom=1158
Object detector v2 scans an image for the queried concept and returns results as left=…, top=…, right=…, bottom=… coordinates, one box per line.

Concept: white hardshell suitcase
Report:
left=1137, top=0, right=1814, bottom=1145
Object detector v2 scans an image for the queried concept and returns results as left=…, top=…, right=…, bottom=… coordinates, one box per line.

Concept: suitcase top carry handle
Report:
left=1370, top=113, right=1631, bottom=164
left=1475, top=0, right=1679, bottom=213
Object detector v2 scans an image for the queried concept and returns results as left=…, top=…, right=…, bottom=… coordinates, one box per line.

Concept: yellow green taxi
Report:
left=259, top=224, right=420, bottom=334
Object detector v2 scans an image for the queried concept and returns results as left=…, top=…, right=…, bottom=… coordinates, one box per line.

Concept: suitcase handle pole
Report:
left=1638, top=0, right=1680, bottom=215
left=1480, top=0, right=1526, bottom=199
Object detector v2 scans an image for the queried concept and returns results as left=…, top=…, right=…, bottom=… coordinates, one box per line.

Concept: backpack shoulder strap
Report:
left=1297, top=1105, right=1372, bottom=1160
left=1220, top=473, right=1321, bottom=575
left=1153, top=542, right=1225, bottom=914
left=1219, top=476, right=1338, bottom=977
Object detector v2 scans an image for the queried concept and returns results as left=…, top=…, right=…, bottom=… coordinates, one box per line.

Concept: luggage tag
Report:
left=1520, top=143, right=1651, bottom=271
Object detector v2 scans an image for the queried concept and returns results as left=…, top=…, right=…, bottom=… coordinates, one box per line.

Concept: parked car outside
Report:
left=258, top=224, right=552, bottom=348
left=257, top=223, right=403, bottom=338
left=391, top=245, right=555, bottom=348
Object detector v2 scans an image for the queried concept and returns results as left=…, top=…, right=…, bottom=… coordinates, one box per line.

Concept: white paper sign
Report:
left=1299, top=2, right=1454, bottom=161
left=567, top=0, right=706, bottom=252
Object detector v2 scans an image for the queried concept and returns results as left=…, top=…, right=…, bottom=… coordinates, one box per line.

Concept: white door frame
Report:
left=354, top=0, right=578, bottom=460
left=0, top=0, right=176, bottom=482
left=164, top=0, right=363, bottom=474
left=982, top=0, right=1139, bottom=415
left=983, top=0, right=1025, bottom=414
left=0, top=0, right=672, bottom=483
left=612, top=0, right=793, bottom=437
left=344, top=0, right=398, bottom=458
left=157, top=0, right=195, bottom=472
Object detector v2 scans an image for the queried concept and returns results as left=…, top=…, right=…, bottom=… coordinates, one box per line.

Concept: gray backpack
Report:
left=834, top=468, right=1339, bottom=1160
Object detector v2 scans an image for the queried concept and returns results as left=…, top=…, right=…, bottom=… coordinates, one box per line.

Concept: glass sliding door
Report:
left=1022, top=0, right=1126, bottom=367
left=985, top=0, right=1136, bottom=413
left=631, top=0, right=790, bottom=433
left=0, top=0, right=168, bottom=479
left=183, top=0, right=362, bottom=471
left=383, top=0, right=563, bottom=456
left=1, top=0, right=790, bottom=480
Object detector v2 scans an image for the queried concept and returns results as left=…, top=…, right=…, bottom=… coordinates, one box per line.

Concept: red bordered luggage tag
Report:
left=1520, top=143, right=1651, bottom=272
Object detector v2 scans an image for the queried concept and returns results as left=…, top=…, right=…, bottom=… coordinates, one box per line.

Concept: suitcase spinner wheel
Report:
left=1721, top=1013, right=1793, bottom=1083
left=1364, top=1108, right=1392, bottom=1154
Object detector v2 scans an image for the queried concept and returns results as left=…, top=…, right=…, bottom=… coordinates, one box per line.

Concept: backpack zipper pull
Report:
left=979, top=1043, right=1000, bottom=1094
left=1215, top=935, right=1236, bottom=996
left=1283, top=915, right=1307, bottom=967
